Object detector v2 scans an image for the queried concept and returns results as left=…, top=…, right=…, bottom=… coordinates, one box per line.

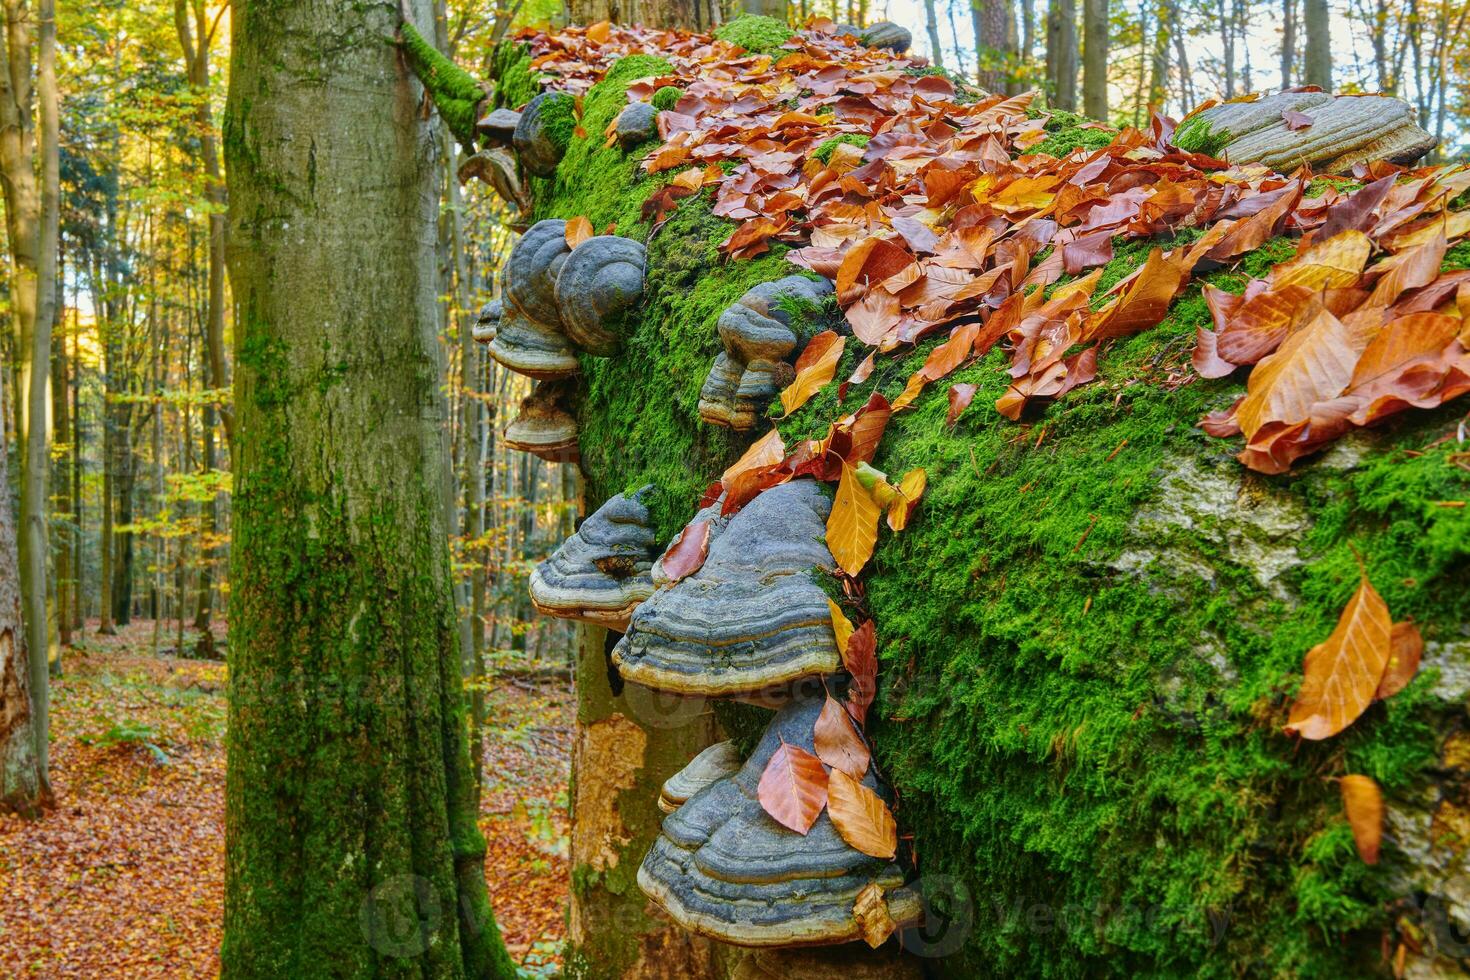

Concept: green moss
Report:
left=812, top=133, right=870, bottom=164
left=489, top=40, right=543, bottom=111
left=714, top=14, right=794, bottom=55
left=536, top=91, right=577, bottom=153
left=1174, top=114, right=1231, bottom=157
left=1028, top=110, right=1118, bottom=158
left=651, top=85, right=682, bottom=111
left=399, top=22, right=483, bottom=147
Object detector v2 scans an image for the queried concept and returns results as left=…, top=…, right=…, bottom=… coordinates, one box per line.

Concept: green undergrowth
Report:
left=489, top=40, right=544, bottom=111
left=1029, top=109, right=1118, bottom=159
left=651, top=85, right=682, bottom=111
left=713, top=14, right=794, bottom=55
left=813, top=133, right=869, bottom=164
left=532, top=48, right=1470, bottom=978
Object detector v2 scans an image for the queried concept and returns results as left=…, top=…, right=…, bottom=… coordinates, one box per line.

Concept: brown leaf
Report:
left=828, top=464, right=882, bottom=577
left=1236, top=309, right=1359, bottom=440
left=720, top=428, right=785, bottom=490
left=1374, top=621, right=1423, bottom=700
left=886, top=468, right=926, bottom=532
left=779, top=331, right=845, bottom=415
left=1083, top=247, right=1187, bottom=341
left=1271, top=230, right=1373, bottom=291
left=1285, top=572, right=1392, bottom=740
left=918, top=322, right=981, bottom=383
left=947, top=383, right=978, bottom=425
left=660, top=519, right=710, bottom=584
left=757, top=741, right=829, bottom=835
left=814, top=696, right=871, bottom=778
left=827, top=768, right=897, bottom=859
left=1282, top=109, right=1314, bottom=130
left=1340, top=774, right=1383, bottom=865
left=827, top=598, right=854, bottom=658
left=852, top=883, right=897, bottom=949
left=844, top=393, right=892, bottom=466
left=844, top=620, right=877, bottom=725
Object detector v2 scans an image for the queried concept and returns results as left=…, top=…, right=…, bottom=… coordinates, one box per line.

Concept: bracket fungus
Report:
left=659, top=740, right=743, bottom=814
left=1173, top=91, right=1436, bottom=172
left=504, top=379, right=579, bottom=463
left=638, top=695, right=921, bottom=947
left=473, top=298, right=502, bottom=343
left=859, top=22, right=911, bottom=52
left=487, top=306, right=581, bottom=379
left=512, top=91, right=573, bottom=177
left=615, top=101, right=660, bottom=149
left=529, top=486, right=659, bottom=630
left=491, top=219, right=580, bottom=378
left=699, top=276, right=835, bottom=430
left=457, top=146, right=530, bottom=215
left=612, top=479, right=841, bottom=698
left=554, top=235, right=648, bottom=356
left=476, top=107, right=522, bottom=144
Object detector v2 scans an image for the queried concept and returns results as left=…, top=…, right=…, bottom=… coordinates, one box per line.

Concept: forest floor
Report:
left=0, top=620, right=573, bottom=978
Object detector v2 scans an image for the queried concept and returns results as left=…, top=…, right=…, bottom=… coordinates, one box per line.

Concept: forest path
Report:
left=0, top=621, right=571, bottom=977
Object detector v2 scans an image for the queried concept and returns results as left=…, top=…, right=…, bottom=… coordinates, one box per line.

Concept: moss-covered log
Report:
left=221, top=3, right=516, bottom=976
left=483, top=37, right=1470, bottom=977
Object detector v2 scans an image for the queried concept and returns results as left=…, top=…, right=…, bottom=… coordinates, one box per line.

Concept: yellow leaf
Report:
left=1285, top=572, right=1392, bottom=740
left=1271, top=230, right=1373, bottom=291
left=827, top=768, right=897, bottom=859
left=827, top=598, right=854, bottom=657
left=827, top=464, right=881, bottom=577
left=1341, top=774, right=1383, bottom=865
left=887, top=467, right=927, bottom=532
left=889, top=370, right=927, bottom=411
left=852, top=883, right=897, bottom=949
left=720, top=429, right=785, bottom=488
left=565, top=215, right=594, bottom=249
left=779, top=331, right=845, bottom=415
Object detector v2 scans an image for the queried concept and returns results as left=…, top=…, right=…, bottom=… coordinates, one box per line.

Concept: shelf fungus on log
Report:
left=476, top=107, right=521, bottom=145
left=616, top=101, right=660, bottom=149
left=859, top=22, right=912, bottom=53
left=513, top=91, right=573, bottom=177
left=659, top=740, right=743, bottom=814
left=505, top=379, right=579, bottom=463
left=529, top=486, right=659, bottom=630
left=638, top=695, right=922, bottom=947
left=699, top=276, right=835, bottom=430
left=492, top=219, right=580, bottom=378
left=457, top=146, right=530, bottom=215
left=612, top=479, right=841, bottom=698
left=473, top=298, right=501, bottom=343
left=1172, top=91, right=1437, bottom=173
left=555, top=235, right=648, bottom=356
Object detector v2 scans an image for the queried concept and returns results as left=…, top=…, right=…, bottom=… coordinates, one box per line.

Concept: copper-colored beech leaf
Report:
left=1084, top=247, right=1188, bottom=341
left=1236, top=309, right=1359, bottom=440
left=1285, top=573, right=1392, bottom=740
left=844, top=393, right=891, bottom=465
left=853, top=883, right=897, bottom=949
left=660, top=519, right=710, bottom=584
left=827, top=768, right=897, bottom=859
left=565, top=215, right=594, bottom=249
left=780, top=331, right=845, bottom=415
left=1271, top=230, right=1373, bottom=291
left=828, top=464, right=882, bottom=576
left=1340, top=774, right=1384, bottom=865
left=947, top=383, right=978, bottom=425
left=1375, top=621, right=1423, bottom=700
left=844, top=620, right=878, bottom=724
left=720, top=428, right=785, bottom=489
left=887, top=468, right=927, bottom=532
left=814, top=696, right=871, bottom=778
left=1282, top=109, right=1314, bottom=130
left=918, top=322, right=981, bottom=383
left=827, top=598, right=854, bottom=657
left=757, top=741, right=829, bottom=835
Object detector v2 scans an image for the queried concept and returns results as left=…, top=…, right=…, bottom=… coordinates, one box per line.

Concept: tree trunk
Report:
left=1303, top=0, right=1330, bottom=88
left=567, top=0, right=725, bottom=30
left=221, top=1, right=518, bottom=976
left=1082, top=0, right=1108, bottom=118
left=1045, top=0, right=1077, bottom=109
left=971, top=0, right=1015, bottom=93
left=924, top=0, right=945, bottom=66
left=1281, top=0, right=1295, bottom=88
left=51, top=257, right=70, bottom=649
left=1147, top=0, right=1172, bottom=111
left=0, top=368, right=49, bottom=814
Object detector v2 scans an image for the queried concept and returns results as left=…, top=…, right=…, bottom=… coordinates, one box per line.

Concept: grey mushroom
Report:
left=612, top=479, right=841, bottom=698
left=512, top=91, right=571, bottom=178
left=473, top=299, right=502, bottom=344
left=616, top=101, right=661, bottom=149
left=529, top=487, right=660, bottom=631
left=638, top=694, right=922, bottom=946
left=476, top=107, right=522, bottom=145
left=504, top=218, right=571, bottom=328
left=487, top=306, right=580, bottom=379
left=659, top=740, right=743, bottom=814
left=698, top=276, right=834, bottom=430
left=859, top=21, right=912, bottom=52
left=554, top=235, right=647, bottom=357
left=504, top=379, right=579, bottom=463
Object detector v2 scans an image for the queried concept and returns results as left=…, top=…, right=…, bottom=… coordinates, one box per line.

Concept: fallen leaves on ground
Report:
left=756, top=741, right=828, bottom=834
left=826, top=768, right=897, bottom=859
left=1340, top=774, right=1384, bottom=865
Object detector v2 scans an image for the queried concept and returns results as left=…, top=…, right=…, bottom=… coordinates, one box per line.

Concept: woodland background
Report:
left=0, top=0, right=1466, bottom=973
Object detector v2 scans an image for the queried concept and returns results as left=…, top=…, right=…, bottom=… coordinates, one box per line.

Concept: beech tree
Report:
left=220, top=0, right=517, bottom=975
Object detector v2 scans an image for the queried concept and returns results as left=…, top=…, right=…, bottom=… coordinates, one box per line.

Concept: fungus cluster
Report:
left=528, top=487, right=659, bottom=630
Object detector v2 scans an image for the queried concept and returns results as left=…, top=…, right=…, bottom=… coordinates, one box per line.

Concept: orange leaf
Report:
left=888, top=370, right=927, bottom=411
left=1236, top=309, right=1359, bottom=440
left=1271, top=230, right=1373, bottom=291
left=844, top=620, right=877, bottom=724
left=1083, top=247, right=1187, bottom=341
left=828, top=464, right=881, bottom=576
left=1340, top=774, right=1383, bottom=865
left=827, top=768, right=897, bottom=859
left=565, top=215, right=594, bottom=249
left=585, top=20, right=611, bottom=43
left=853, top=883, right=897, bottom=949
left=827, top=598, right=854, bottom=657
left=814, top=696, right=870, bottom=778
left=660, top=519, right=710, bottom=584
left=918, top=322, right=981, bottom=383
left=1374, top=621, right=1422, bottom=700
left=779, top=332, right=845, bottom=415
left=1285, top=572, right=1392, bottom=740
left=757, top=741, right=828, bottom=834
left=947, top=383, right=978, bottom=425
left=887, top=468, right=926, bottom=532
left=843, top=393, right=891, bottom=465
left=720, top=429, right=785, bottom=489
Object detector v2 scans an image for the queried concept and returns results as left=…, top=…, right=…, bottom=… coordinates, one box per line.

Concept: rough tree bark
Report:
left=970, top=0, right=1016, bottom=93
left=567, top=0, right=725, bottom=30
left=923, top=0, right=945, bottom=67
left=1045, top=0, right=1077, bottom=109
left=1082, top=0, right=1108, bottom=118
left=221, top=1, right=518, bottom=976
left=1304, top=0, right=1330, bottom=88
